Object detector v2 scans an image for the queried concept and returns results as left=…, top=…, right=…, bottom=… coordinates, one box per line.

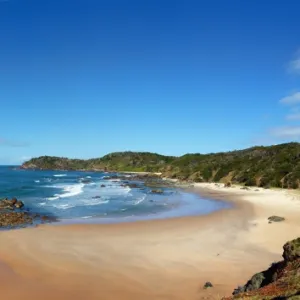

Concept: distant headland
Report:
left=22, top=142, right=300, bottom=189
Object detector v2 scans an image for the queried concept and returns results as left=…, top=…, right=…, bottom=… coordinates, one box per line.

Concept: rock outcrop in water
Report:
left=0, top=198, right=24, bottom=210
left=21, top=142, right=300, bottom=189
left=0, top=197, right=55, bottom=228
left=223, top=237, right=300, bottom=299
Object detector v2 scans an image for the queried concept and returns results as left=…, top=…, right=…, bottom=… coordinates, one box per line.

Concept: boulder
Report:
left=14, top=201, right=24, bottom=209
left=224, top=182, right=232, bottom=188
left=203, top=282, right=213, bottom=289
left=151, top=189, right=163, bottom=194
left=283, top=237, right=300, bottom=262
left=100, top=184, right=106, bottom=188
left=241, top=186, right=250, bottom=190
left=81, top=179, right=92, bottom=184
left=268, top=216, right=285, bottom=222
left=0, top=199, right=15, bottom=210
left=127, top=183, right=139, bottom=188
left=11, top=197, right=18, bottom=205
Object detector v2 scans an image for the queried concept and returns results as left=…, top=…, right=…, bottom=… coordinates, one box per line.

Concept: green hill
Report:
left=21, top=142, right=300, bottom=189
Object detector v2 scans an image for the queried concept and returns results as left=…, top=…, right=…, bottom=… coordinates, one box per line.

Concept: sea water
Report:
left=0, top=166, right=230, bottom=223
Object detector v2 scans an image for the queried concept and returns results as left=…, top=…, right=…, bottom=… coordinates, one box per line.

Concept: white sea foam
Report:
left=34, top=180, right=40, bottom=183
left=46, top=183, right=84, bottom=200
left=52, top=203, right=76, bottom=210
left=54, top=174, right=67, bottom=177
left=133, top=194, right=146, bottom=205
left=86, top=176, right=91, bottom=178
left=58, top=183, right=85, bottom=198
left=98, top=184, right=131, bottom=196
left=47, top=195, right=60, bottom=200
left=51, top=198, right=109, bottom=210
left=82, top=199, right=109, bottom=206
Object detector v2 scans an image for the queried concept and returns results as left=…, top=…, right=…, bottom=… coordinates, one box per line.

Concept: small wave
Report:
left=133, top=194, right=146, bottom=205
left=82, top=216, right=93, bottom=219
left=44, top=178, right=52, bottom=183
left=51, top=198, right=109, bottom=210
left=54, top=174, right=67, bottom=177
left=86, top=176, right=91, bottom=178
left=46, top=183, right=84, bottom=200
left=81, top=199, right=109, bottom=206
left=52, top=203, right=76, bottom=210
left=48, top=194, right=60, bottom=200
left=34, top=180, right=40, bottom=183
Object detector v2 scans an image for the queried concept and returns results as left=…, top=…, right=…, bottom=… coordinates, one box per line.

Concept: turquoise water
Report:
left=0, top=166, right=230, bottom=223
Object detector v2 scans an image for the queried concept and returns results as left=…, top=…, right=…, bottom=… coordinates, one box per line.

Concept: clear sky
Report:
left=1, top=0, right=300, bottom=164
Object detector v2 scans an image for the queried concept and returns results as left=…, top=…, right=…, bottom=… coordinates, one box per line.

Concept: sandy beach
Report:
left=0, top=184, right=300, bottom=300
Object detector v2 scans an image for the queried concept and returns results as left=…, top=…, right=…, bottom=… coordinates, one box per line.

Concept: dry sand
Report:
left=0, top=184, right=300, bottom=300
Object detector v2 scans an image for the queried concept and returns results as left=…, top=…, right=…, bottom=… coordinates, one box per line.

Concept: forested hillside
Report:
left=22, top=143, right=300, bottom=189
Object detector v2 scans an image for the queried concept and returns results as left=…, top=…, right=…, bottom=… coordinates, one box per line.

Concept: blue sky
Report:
left=1, top=0, right=300, bottom=164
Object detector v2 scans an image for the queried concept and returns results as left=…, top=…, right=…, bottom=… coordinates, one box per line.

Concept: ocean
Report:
left=0, top=166, right=230, bottom=224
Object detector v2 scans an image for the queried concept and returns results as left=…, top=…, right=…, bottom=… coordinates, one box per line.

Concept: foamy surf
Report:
left=51, top=198, right=110, bottom=210
left=46, top=183, right=85, bottom=200
left=54, top=174, right=67, bottom=177
left=133, top=194, right=147, bottom=205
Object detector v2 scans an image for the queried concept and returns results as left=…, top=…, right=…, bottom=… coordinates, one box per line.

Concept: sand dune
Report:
left=0, top=184, right=300, bottom=299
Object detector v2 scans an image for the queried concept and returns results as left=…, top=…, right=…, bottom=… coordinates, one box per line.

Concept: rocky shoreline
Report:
left=103, top=173, right=194, bottom=189
left=0, top=197, right=56, bottom=229
left=223, top=237, right=300, bottom=299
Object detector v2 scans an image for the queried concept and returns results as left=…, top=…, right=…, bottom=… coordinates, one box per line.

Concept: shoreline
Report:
left=0, top=184, right=300, bottom=299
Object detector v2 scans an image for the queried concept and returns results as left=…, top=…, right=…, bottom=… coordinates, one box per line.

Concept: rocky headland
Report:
left=21, top=142, right=300, bottom=190
left=223, top=237, right=300, bottom=299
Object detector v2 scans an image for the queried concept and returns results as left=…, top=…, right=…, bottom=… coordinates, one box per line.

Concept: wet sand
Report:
left=0, top=184, right=300, bottom=299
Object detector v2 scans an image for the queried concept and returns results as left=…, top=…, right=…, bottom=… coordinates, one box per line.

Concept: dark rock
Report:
left=224, top=182, right=232, bottom=188
left=0, top=199, right=16, bottom=210
left=241, top=186, right=250, bottom=190
left=203, top=282, right=213, bottom=289
left=151, top=189, right=163, bottom=194
left=100, top=184, right=106, bottom=188
left=0, top=211, right=32, bottom=227
left=268, top=216, right=285, bottom=222
left=233, top=286, right=245, bottom=295
left=14, top=201, right=24, bottom=209
left=283, top=237, right=300, bottom=262
left=149, top=200, right=154, bottom=203
left=81, top=179, right=92, bottom=184
left=92, top=196, right=101, bottom=199
left=231, top=261, right=284, bottom=296
left=11, top=197, right=18, bottom=205
left=103, top=175, right=119, bottom=180
left=127, top=183, right=139, bottom=188
left=245, top=272, right=265, bottom=291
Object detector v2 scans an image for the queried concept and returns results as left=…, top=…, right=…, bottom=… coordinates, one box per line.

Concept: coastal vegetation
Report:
left=22, top=142, right=300, bottom=189
left=223, top=237, right=300, bottom=299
